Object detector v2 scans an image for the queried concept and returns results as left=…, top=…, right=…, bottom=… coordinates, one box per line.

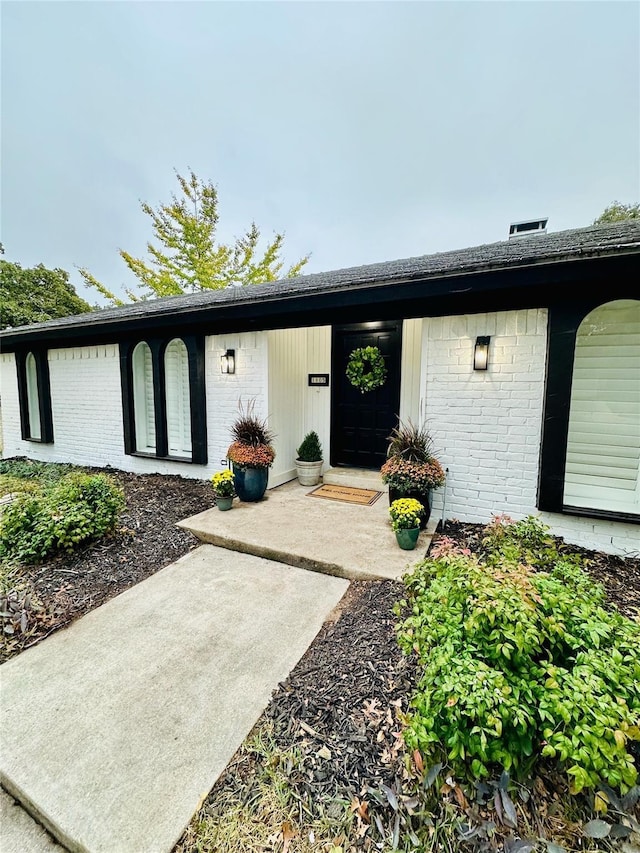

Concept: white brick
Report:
left=420, top=307, right=636, bottom=555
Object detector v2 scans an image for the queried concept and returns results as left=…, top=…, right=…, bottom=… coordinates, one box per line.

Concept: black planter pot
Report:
left=388, top=487, right=432, bottom=529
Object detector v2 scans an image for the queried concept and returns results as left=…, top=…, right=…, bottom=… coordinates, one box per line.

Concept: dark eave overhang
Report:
left=1, top=249, right=638, bottom=352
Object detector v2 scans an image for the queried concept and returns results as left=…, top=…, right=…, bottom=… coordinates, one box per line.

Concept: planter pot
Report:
left=296, top=459, right=323, bottom=486
left=232, top=464, right=269, bottom=502
left=388, top=488, right=432, bottom=529
left=216, top=495, right=234, bottom=511
left=395, top=527, right=421, bottom=550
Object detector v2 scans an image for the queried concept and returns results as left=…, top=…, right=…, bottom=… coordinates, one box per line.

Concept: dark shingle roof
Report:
left=2, top=220, right=639, bottom=341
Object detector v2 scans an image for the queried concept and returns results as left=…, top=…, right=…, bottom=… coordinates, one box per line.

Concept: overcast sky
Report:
left=2, top=1, right=639, bottom=303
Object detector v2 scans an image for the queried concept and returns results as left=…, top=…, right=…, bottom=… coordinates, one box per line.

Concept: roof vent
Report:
left=508, top=218, right=548, bottom=239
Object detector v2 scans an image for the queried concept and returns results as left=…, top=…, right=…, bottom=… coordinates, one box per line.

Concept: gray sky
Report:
left=2, top=1, right=639, bottom=303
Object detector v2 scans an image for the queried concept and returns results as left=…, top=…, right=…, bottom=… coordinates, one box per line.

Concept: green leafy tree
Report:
left=79, top=170, right=310, bottom=305
left=594, top=201, right=640, bottom=224
left=0, top=252, right=93, bottom=330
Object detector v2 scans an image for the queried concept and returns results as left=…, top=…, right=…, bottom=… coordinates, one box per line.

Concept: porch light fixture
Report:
left=473, top=336, right=490, bottom=371
left=221, top=349, right=235, bottom=374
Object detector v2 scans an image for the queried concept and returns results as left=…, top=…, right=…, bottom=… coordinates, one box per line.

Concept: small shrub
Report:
left=0, top=472, right=125, bottom=564
left=296, top=431, right=323, bottom=462
left=396, top=516, right=640, bottom=794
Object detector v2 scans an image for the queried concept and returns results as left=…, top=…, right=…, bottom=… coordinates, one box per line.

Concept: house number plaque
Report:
left=308, top=374, right=330, bottom=387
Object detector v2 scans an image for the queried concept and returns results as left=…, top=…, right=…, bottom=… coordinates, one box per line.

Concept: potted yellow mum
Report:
left=389, top=497, right=424, bottom=550
left=211, top=470, right=236, bottom=511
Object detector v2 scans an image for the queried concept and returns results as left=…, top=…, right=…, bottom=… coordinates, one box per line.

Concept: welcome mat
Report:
left=307, top=483, right=383, bottom=506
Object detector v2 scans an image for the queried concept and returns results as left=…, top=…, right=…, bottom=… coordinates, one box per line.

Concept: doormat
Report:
left=307, top=483, right=383, bottom=506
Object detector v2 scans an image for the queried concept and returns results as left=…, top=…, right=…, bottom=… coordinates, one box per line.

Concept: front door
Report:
left=331, top=321, right=402, bottom=469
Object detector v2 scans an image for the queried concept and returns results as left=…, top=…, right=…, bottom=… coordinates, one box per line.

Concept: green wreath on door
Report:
left=345, top=346, right=387, bottom=393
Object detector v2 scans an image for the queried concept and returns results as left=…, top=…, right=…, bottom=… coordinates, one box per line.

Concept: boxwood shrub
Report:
left=396, top=516, right=640, bottom=794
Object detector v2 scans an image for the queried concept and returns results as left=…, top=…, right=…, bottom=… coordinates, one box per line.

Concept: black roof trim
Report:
left=2, top=220, right=639, bottom=348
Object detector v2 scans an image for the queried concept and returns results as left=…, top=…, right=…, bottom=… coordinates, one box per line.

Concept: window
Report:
left=25, top=353, right=41, bottom=440
left=132, top=342, right=156, bottom=453
left=164, top=339, right=192, bottom=457
left=120, top=335, right=207, bottom=464
left=16, top=350, right=53, bottom=443
left=539, top=298, right=640, bottom=523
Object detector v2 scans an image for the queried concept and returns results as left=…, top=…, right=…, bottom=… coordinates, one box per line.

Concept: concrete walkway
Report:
left=1, top=790, right=65, bottom=852
left=179, top=479, right=435, bottom=580
left=1, top=546, right=348, bottom=853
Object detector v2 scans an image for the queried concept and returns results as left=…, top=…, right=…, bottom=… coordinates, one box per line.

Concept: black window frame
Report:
left=119, top=334, right=207, bottom=465
left=16, top=349, right=54, bottom=443
left=538, top=298, right=639, bottom=525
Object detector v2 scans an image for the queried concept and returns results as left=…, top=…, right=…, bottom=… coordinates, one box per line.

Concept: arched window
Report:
left=132, top=342, right=156, bottom=453
left=25, top=352, right=41, bottom=440
left=164, top=339, right=192, bottom=457
left=17, top=349, right=53, bottom=443
left=119, top=335, right=206, bottom=463
left=563, top=300, right=640, bottom=515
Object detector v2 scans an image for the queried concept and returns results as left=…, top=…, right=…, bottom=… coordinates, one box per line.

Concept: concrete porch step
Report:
left=322, top=467, right=387, bottom=492
left=179, top=480, right=430, bottom=582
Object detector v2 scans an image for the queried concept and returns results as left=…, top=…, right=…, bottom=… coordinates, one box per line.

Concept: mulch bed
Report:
left=1, top=469, right=214, bottom=662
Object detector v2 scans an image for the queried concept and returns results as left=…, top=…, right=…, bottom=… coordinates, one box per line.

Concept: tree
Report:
left=79, top=170, right=310, bottom=305
left=0, top=253, right=93, bottom=330
left=593, top=201, right=640, bottom=224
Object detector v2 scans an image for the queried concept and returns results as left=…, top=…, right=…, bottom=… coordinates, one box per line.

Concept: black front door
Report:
left=331, top=321, right=402, bottom=469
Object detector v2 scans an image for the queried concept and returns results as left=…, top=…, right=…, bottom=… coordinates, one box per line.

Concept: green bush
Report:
left=296, top=431, right=323, bottom=462
left=0, top=458, right=73, bottom=487
left=0, top=472, right=125, bottom=563
left=396, top=516, right=640, bottom=794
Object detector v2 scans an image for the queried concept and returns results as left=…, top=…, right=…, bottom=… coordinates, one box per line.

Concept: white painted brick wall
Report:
left=422, top=309, right=639, bottom=557
left=0, top=333, right=270, bottom=481
left=2, top=315, right=637, bottom=556
left=205, top=333, right=270, bottom=479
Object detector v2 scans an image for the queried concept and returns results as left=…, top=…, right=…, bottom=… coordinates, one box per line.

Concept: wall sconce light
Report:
left=221, top=349, right=235, bottom=374
left=473, top=336, right=490, bottom=371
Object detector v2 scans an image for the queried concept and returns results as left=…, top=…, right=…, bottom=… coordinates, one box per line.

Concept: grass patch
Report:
left=176, top=725, right=353, bottom=853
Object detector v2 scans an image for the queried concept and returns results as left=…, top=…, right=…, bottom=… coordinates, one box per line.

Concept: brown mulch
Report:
left=1, top=469, right=214, bottom=662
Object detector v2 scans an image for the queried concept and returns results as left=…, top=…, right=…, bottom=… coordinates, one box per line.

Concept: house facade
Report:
left=1, top=221, right=638, bottom=555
